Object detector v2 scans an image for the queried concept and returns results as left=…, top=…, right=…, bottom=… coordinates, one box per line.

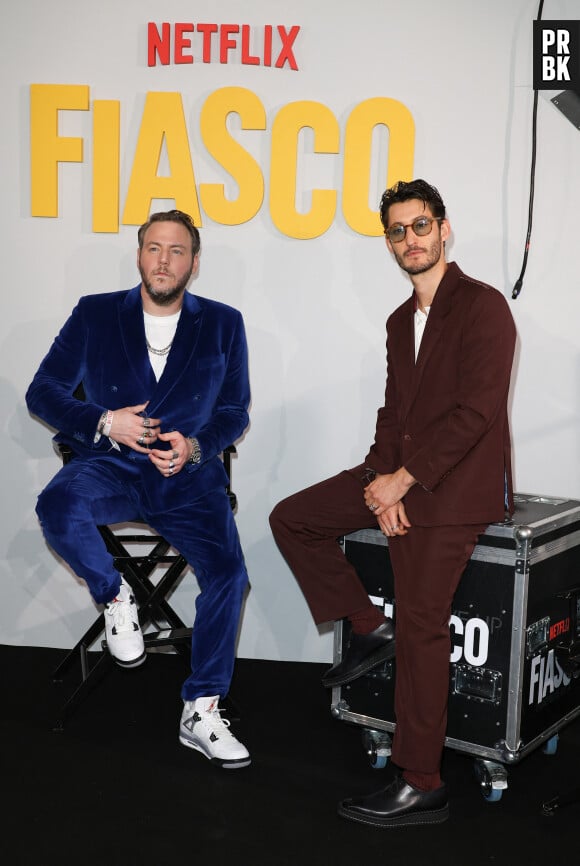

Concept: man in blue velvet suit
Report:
left=26, top=210, right=252, bottom=769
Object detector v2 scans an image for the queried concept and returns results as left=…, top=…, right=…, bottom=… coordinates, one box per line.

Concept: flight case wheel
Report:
left=362, top=729, right=392, bottom=769
left=474, top=758, right=508, bottom=803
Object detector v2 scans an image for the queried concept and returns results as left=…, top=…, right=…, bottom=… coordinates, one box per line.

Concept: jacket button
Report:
left=403, top=434, right=412, bottom=441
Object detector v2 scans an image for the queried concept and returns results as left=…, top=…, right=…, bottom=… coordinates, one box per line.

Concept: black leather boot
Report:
left=322, top=619, right=395, bottom=688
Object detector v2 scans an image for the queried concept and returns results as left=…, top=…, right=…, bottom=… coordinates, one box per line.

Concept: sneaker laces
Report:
left=193, top=705, right=236, bottom=741
left=106, top=592, right=137, bottom=634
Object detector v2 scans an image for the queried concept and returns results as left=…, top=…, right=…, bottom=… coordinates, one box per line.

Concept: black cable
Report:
left=512, top=0, right=544, bottom=300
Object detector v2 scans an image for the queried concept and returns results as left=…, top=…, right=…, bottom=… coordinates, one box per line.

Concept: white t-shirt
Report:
left=144, top=311, right=181, bottom=380
left=414, top=306, right=430, bottom=361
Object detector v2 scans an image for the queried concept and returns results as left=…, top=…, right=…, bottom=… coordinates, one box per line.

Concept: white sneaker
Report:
left=104, top=578, right=146, bottom=668
left=179, top=696, right=251, bottom=769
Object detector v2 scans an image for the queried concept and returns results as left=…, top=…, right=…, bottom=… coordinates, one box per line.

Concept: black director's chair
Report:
left=51, top=443, right=238, bottom=732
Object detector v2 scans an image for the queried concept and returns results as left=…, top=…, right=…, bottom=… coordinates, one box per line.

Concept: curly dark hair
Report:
left=379, top=180, right=446, bottom=229
left=138, top=210, right=201, bottom=256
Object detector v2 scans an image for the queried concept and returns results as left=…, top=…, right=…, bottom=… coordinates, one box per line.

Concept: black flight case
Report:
left=331, top=493, right=580, bottom=802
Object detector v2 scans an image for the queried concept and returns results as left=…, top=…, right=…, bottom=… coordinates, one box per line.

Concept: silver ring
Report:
left=137, top=435, right=145, bottom=446
left=169, top=461, right=175, bottom=469
left=172, top=450, right=179, bottom=460
left=143, top=418, right=151, bottom=428
left=168, top=468, right=174, bottom=475
left=369, top=504, right=377, bottom=512
left=390, top=524, right=398, bottom=531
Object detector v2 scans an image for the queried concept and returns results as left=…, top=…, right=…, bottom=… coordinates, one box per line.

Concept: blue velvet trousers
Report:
left=36, top=457, right=249, bottom=701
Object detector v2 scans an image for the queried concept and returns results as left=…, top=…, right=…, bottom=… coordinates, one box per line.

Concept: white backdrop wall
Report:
left=2, top=0, right=579, bottom=662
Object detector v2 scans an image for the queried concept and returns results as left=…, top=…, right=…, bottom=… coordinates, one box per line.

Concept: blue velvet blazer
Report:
left=26, top=285, right=250, bottom=508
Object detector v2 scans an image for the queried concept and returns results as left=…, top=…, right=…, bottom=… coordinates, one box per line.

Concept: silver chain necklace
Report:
left=146, top=338, right=173, bottom=357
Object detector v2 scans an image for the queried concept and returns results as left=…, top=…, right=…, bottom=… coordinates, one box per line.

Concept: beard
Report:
left=139, top=264, right=194, bottom=308
left=393, top=238, right=443, bottom=276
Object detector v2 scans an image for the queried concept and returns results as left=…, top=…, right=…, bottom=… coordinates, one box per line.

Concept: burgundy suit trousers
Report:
left=270, top=466, right=486, bottom=774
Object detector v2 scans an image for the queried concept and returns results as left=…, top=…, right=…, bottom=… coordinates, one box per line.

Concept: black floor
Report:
left=3, top=644, right=580, bottom=866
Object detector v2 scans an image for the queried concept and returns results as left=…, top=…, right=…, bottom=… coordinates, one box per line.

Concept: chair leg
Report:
left=52, top=539, right=194, bottom=728
left=53, top=650, right=113, bottom=732
left=52, top=613, right=112, bottom=731
left=52, top=612, right=107, bottom=681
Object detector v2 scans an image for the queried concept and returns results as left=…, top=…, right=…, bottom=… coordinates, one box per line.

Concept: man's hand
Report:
left=108, top=402, right=161, bottom=452
left=149, top=430, right=192, bottom=478
left=377, top=501, right=411, bottom=537
left=364, top=467, right=416, bottom=536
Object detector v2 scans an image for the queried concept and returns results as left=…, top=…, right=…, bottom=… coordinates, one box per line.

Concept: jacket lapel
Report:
left=118, top=286, right=157, bottom=396
left=390, top=296, right=416, bottom=421
left=148, top=291, right=203, bottom=413
left=403, top=263, right=460, bottom=418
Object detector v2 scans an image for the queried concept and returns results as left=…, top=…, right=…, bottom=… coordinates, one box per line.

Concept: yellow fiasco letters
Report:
left=30, top=84, right=415, bottom=239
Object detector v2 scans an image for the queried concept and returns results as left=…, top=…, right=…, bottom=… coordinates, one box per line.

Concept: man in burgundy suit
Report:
left=270, top=179, right=516, bottom=828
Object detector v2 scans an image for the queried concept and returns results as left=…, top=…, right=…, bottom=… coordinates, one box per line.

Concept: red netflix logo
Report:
left=148, top=23, right=301, bottom=69
left=549, top=617, right=570, bottom=641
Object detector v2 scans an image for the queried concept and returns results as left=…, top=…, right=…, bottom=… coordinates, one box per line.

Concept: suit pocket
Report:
left=192, top=354, right=226, bottom=395
left=195, top=354, right=226, bottom=372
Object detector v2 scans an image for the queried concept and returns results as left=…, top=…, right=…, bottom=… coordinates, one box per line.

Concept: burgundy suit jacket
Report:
left=363, top=262, right=517, bottom=526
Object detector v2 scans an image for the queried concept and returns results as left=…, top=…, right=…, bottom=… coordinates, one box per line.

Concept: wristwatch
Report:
left=187, top=437, right=201, bottom=464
